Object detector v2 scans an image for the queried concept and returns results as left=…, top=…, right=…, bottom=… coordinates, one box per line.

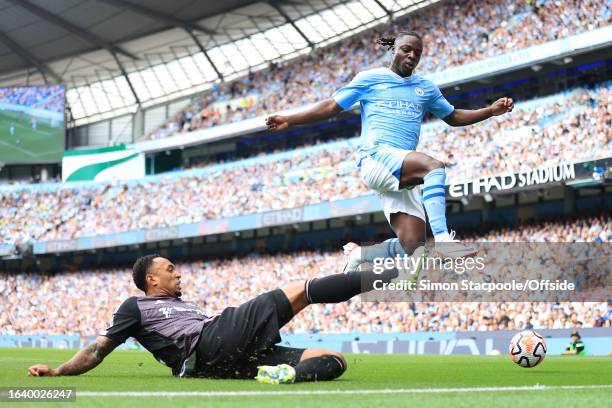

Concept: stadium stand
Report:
left=1, top=214, right=610, bottom=336
left=0, top=86, right=65, bottom=114
left=143, top=0, right=611, bottom=141
left=2, top=0, right=612, bottom=401
left=1, top=83, right=610, bottom=245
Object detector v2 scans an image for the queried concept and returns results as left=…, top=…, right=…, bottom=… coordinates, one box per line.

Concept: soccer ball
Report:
left=508, top=330, right=547, bottom=368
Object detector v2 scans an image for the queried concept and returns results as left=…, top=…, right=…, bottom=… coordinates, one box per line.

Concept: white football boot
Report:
left=433, top=230, right=477, bottom=258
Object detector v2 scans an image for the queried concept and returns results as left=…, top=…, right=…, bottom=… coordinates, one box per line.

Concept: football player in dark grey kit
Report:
left=28, top=254, right=398, bottom=383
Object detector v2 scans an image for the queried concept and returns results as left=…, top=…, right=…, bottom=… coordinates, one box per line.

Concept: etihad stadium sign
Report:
left=449, top=163, right=576, bottom=198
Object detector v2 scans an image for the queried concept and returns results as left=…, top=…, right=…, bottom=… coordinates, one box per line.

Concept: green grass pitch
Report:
left=0, top=109, right=63, bottom=163
left=1, top=349, right=610, bottom=407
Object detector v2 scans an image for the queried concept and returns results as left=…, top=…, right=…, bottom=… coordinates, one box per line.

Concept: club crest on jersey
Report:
left=414, top=87, right=424, bottom=96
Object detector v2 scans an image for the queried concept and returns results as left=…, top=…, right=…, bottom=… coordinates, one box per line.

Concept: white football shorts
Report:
left=359, top=146, right=425, bottom=223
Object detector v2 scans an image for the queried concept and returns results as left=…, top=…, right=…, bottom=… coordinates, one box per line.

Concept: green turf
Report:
left=0, top=109, right=63, bottom=163
left=1, top=349, right=610, bottom=407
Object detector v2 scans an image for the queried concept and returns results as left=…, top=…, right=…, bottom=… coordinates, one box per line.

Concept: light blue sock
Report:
left=361, top=238, right=407, bottom=262
left=422, top=167, right=448, bottom=237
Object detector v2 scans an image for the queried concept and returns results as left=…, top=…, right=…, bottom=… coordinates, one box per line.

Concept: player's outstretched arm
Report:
left=266, top=98, right=343, bottom=131
left=443, top=97, right=514, bottom=127
left=27, top=336, right=118, bottom=377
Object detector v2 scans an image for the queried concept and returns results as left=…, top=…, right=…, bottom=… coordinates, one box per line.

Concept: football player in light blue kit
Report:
left=266, top=31, right=513, bottom=267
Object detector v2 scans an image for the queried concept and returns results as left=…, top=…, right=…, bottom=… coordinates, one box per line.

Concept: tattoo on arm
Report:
left=55, top=336, right=117, bottom=376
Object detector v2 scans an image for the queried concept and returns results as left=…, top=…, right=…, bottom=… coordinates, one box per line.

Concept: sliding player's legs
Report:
left=193, top=271, right=401, bottom=382
left=253, top=345, right=347, bottom=384
left=246, top=280, right=347, bottom=383
left=254, top=274, right=399, bottom=383
left=251, top=269, right=400, bottom=383
left=193, top=289, right=296, bottom=379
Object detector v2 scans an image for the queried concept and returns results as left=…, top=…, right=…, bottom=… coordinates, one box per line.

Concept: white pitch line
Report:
left=79, top=384, right=612, bottom=398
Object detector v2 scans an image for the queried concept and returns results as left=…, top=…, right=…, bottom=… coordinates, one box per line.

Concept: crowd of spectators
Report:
left=420, top=84, right=612, bottom=182
left=1, top=83, right=609, bottom=245
left=144, top=0, right=611, bottom=140
left=0, top=85, right=64, bottom=113
left=1, top=215, right=610, bottom=336
left=474, top=215, right=612, bottom=243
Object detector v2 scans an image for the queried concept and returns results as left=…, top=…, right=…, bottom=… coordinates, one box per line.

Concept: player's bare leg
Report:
left=343, top=150, right=472, bottom=273
left=342, top=213, right=426, bottom=273
left=389, top=212, right=426, bottom=251
left=280, top=281, right=309, bottom=315
left=399, top=151, right=476, bottom=257
left=397, top=151, right=442, bottom=189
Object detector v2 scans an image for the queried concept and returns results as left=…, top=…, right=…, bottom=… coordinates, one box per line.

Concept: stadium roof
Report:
left=0, top=0, right=438, bottom=126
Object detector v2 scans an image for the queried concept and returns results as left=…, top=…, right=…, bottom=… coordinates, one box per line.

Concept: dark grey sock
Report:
left=305, top=268, right=398, bottom=304
left=294, top=355, right=346, bottom=382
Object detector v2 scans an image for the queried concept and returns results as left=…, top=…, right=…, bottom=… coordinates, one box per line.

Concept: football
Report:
left=509, top=330, right=547, bottom=368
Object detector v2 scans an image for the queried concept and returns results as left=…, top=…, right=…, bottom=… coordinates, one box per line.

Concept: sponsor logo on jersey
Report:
left=159, top=305, right=207, bottom=318
left=375, top=100, right=423, bottom=117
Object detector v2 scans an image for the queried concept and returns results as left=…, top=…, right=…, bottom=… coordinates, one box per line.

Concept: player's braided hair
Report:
left=376, top=31, right=422, bottom=50
left=132, top=253, right=160, bottom=292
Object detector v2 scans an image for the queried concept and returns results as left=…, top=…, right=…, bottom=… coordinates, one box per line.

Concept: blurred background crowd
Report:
left=1, top=0, right=611, bottom=343
left=143, top=0, right=611, bottom=140
left=2, top=83, right=609, bottom=245
left=0, top=85, right=65, bottom=113
left=1, top=214, right=610, bottom=336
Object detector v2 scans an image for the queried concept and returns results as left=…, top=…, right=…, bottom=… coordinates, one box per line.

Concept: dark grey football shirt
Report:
left=101, top=296, right=215, bottom=375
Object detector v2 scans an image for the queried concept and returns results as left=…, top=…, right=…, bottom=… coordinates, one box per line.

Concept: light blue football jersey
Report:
left=332, top=67, right=454, bottom=156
